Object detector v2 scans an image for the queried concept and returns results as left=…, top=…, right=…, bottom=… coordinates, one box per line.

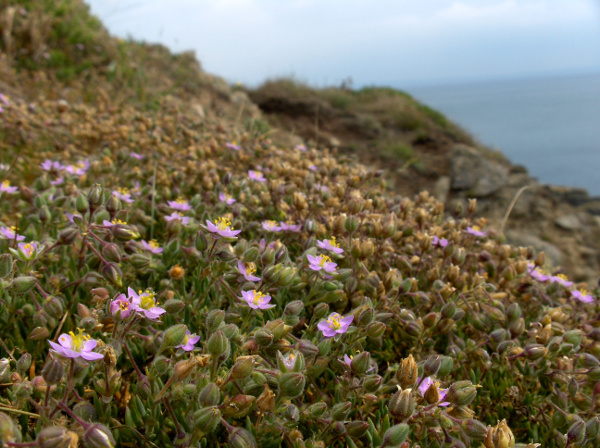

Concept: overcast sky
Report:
left=86, top=0, right=600, bottom=88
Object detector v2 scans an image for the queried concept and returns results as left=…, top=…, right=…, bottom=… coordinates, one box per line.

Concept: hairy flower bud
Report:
left=10, top=276, right=36, bottom=294
left=199, top=382, right=221, bottom=407
left=102, top=243, right=121, bottom=263
left=254, top=328, right=274, bottom=347
left=101, top=263, right=122, bottom=287
left=0, top=254, right=13, bottom=278
left=230, top=356, right=255, bottom=381
left=16, top=353, right=32, bottom=373
left=35, top=425, right=74, bottom=448
left=194, top=407, right=221, bottom=434
left=159, top=324, right=188, bottom=353
left=42, top=357, right=64, bottom=386
left=105, top=195, right=121, bottom=216
left=75, top=194, right=89, bottom=214
left=306, top=402, right=328, bottom=418
left=206, top=309, right=225, bottom=332
left=228, top=428, right=257, bottom=448
left=347, top=420, right=370, bottom=438
left=462, top=419, right=488, bottom=441
left=59, top=226, right=79, bottom=245
left=364, top=374, right=383, bottom=393
left=87, top=184, right=103, bottom=209
left=446, top=381, right=478, bottom=406
left=207, top=330, right=230, bottom=358
left=298, top=339, right=319, bottom=357
left=423, top=355, right=441, bottom=377
left=389, top=388, right=415, bottom=420
left=331, top=401, right=352, bottom=421
left=566, top=420, right=586, bottom=446
left=350, top=351, right=372, bottom=375
left=382, top=423, right=410, bottom=448
left=83, top=423, right=115, bottom=448
left=279, top=372, right=305, bottom=398
left=0, top=359, right=10, bottom=383
left=366, top=321, right=386, bottom=338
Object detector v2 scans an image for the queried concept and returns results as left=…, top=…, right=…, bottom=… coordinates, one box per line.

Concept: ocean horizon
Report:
left=403, top=71, right=600, bottom=196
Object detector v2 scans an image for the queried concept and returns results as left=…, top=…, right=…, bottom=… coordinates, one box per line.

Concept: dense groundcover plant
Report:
left=0, top=98, right=598, bottom=448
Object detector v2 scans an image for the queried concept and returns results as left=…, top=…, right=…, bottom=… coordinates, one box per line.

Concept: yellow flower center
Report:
left=111, top=219, right=127, bottom=225
left=318, top=255, right=332, bottom=267
left=327, top=237, right=340, bottom=247
left=471, top=226, right=480, bottom=231
left=216, top=217, right=233, bottom=231
left=223, top=193, right=232, bottom=201
left=252, top=291, right=265, bottom=305
left=2, top=180, right=10, bottom=188
left=265, top=220, right=278, bottom=228
left=149, top=240, right=159, bottom=249
left=175, top=198, right=187, bottom=204
left=119, top=300, right=129, bottom=311
left=244, top=263, right=256, bottom=276
left=557, top=274, right=568, bottom=281
left=327, top=313, right=342, bottom=330
left=580, top=289, right=589, bottom=296
left=10, top=226, right=16, bottom=232
left=139, top=289, right=158, bottom=310
left=117, top=187, right=130, bottom=195
left=68, top=328, right=90, bottom=352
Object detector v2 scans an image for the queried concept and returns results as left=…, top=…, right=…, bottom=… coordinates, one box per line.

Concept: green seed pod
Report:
left=0, top=254, right=12, bottom=278
left=75, top=194, right=89, bottom=214
left=152, top=356, right=171, bottom=375
left=242, top=246, right=259, bottom=263
left=306, top=402, right=328, bottom=418
left=35, top=426, right=73, bottom=448
left=298, top=340, right=319, bottom=357
left=87, top=184, right=104, bottom=209
left=38, top=205, right=52, bottom=223
left=105, top=195, right=121, bottom=216
left=0, top=359, right=10, bottom=383
left=58, top=226, right=79, bottom=245
left=163, top=299, right=185, bottom=314
left=437, top=356, right=454, bottom=378
left=206, top=309, right=225, bottom=332
left=313, top=303, right=329, bottom=321
left=381, top=423, right=410, bottom=447
left=207, top=330, right=230, bottom=358
left=195, top=231, right=208, bottom=252
left=404, top=320, right=423, bottom=338
left=331, top=401, right=352, bottom=421
left=265, top=319, right=286, bottom=341
left=346, top=420, right=370, bottom=438
left=563, top=330, right=582, bottom=347
left=506, top=303, right=522, bottom=322
left=160, top=324, right=188, bottom=353
left=523, top=344, right=546, bottom=360
left=43, top=296, right=64, bottom=320
left=566, top=420, right=586, bottom=446
left=284, top=300, right=304, bottom=316
left=229, top=356, right=255, bottom=381
left=101, top=263, right=123, bottom=287
left=345, top=216, right=359, bottom=233
left=102, top=243, right=121, bottom=263
left=16, top=353, right=32, bottom=373
left=194, top=407, right=221, bottom=434
left=364, top=374, right=383, bottom=393
left=317, top=338, right=332, bottom=356
left=254, top=328, right=274, bottom=347
left=585, top=417, right=600, bottom=440
left=389, top=388, right=415, bottom=421
left=462, top=419, right=487, bottom=441
left=350, top=351, right=371, bottom=375
left=112, top=224, right=140, bottom=241
left=279, top=372, right=306, bottom=399
left=199, top=382, right=221, bottom=407
left=441, top=301, right=456, bottom=319
left=580, top=354, right=600, bottom=368
left=367, top=321, right=386, bottom=338
left=10, top=276, right=36, bottom=294
left=446, top=381, right=478, bottom=406
left=73, top=401, right=97, bottom=422
left=82, top=423, right=115, bottom=448
left=423, top=355, right=441, bottom=377
left=228, top=427, right=257, bottom=448
left=285, top=404, right=300, bottom=421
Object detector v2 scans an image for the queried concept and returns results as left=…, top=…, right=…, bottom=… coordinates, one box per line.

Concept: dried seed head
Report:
left=397, top=355, right=418, bottom=389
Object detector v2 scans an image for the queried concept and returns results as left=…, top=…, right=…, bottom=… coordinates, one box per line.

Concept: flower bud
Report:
left=207, top=330, right=230, bottom=358
left=265, top=319, right=286, bottom=341
left=106, top=195, right=121, bottom=216
left=366, top=321, right=386, bottom=338
left=484, top=419, right=515, bottom=448
left=313, top=303, right=329, bottom=320
left=199, top=382, right=221, bottom=407
left=298, top=339, right=319, bottom=357
left=306, top=402, right=328, bottom=418
left=10, top=276, right=36, bottom=294
left=159, top=324, right=188, bottom=353
left=0, top=254, right=13, bottom=278
left=83, top=423, right=115, bottom=448
left=59, top=226, right=79, bottom=245
left=129, top=254, right=151, bottom=269
left=42, top=357, right=64, bottom=386
left=350, top=351, right=371, bottom=375
left=567, top=420, right=586, bottom=446
left=345, top=216, right=359, bottom=233
left=35, top=426, right=73, bottom=448
left=364, top=374, right=382, bottom=393
left=586, top=416, right=600, bottom=440
left=101, top=263, right=122, bottom=287
left=347, top=421, right=370, bottom=438
left=152, top=356, right=170, bottom=375
left=102, top=243, right=121, bottom=263
left=43, top=296, right=64, bottom=320
left=228, top=428, right=257, bottom=448
left=230, top=356, right=255, bottom=381
left=75, top=194, right=89, bottom=214
left=317, top=338, right=332, bottom=356
left=389, top=388, right=415, bottom=421
left=382, top=423, right=410, bottom=447
left=254, top=328, right=273, bottom=347
left=423, top=355, right=441, bottom=377
left=397, top=355, right=418, bottom=389
left=194, top=407, right=221, bottom=433
left=173, top=358, right=197, bottom=381
left=74, top=401, right=97, bottom=422
left=523, top=344, right=546, bottom=361
left=206, top=309, right=225, bottom=332
left=284, top=300, right=304, bottom=317
left=437, top=356, right=454, bottom=378
left=331, top=401, right=352, bottom=421
left=0, top=359, right=10, bottom=383
left=279, top=372, right=305, bottom=398
left=16, top=353, right=32, bottom=373
left=462, top=419, right=488, bottom=440
left=223, top=394, right=256, bottom=418
left=87, top=184, right=103, bottom=209
left=446, top=381, right=478, bottom=406
left=112, top=224, right=140, bottom=241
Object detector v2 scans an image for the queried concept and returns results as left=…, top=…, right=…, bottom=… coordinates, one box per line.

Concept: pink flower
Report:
left=49, top=329, right=104, bottom=361
left=0, top=226, right=25, bottom=241
left=165, top=212, right=190, bottom=225
left=295, top=144, right=307, bottom=152
left=102, top=219, right=128, bottom=228
left=64, top=159, right=89, bottom=176
left=128, top=287, right=166, bottom=321
left=66, top=213, right=81, bottom=224
left=41, top=160, right=64, bottom=171
left=16, top=242, right=39, bottom=259
left=466, top=226, right=487, bottom=237
left=168, top=198, right=192, bottom=211
left=237, top=261, right=260, bottom=282
left=550, top=274, right=574, bottom=287
left=432, top=236, right=449, bottom=247
left=141, top=239, right=163, bottom=254
left=308, top=164, right=317, bottom=172
left=50, top=177, right=64, bottom=186
left=570, top=289, right=594, bottom=303
left=130, top=152, right=143, bottom=160
left=279, top=221, right=301, bottom=232
left=0, top=94, right=9, bottom=106
left=110, top=293, right=133, bottom=319
left=262, top=220, right=282, bottom=232
left=205, top=217, right=242, bottom=238
left=112, top=187, right=134, bottom=203
left=307, top=254, right=337, bottom=273
left=527, top=263, right=550, bottom=282
left=317, top=237, right=344, bottom=254
left=248, top=170, right=267, bottom=182
left=0, top=180, right=18, bottom=193
left=177, top=330, right=200, bottom=351
left=226, top=142, right=242, bottom=151
left=241, top=290, right=275, bottom=309
left=282, top=352, right=299, bottom=369
left=417, top=377, right=450, bottom=406
left=315, top=184, right=328, bottom=192
left=318, top=313, right=353, bottom=337
left=219, top=192, right=236, bottom=205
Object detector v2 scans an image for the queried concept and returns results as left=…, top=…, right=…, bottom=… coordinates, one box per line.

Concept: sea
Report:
left=404, top=72, right=600, bottom=196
